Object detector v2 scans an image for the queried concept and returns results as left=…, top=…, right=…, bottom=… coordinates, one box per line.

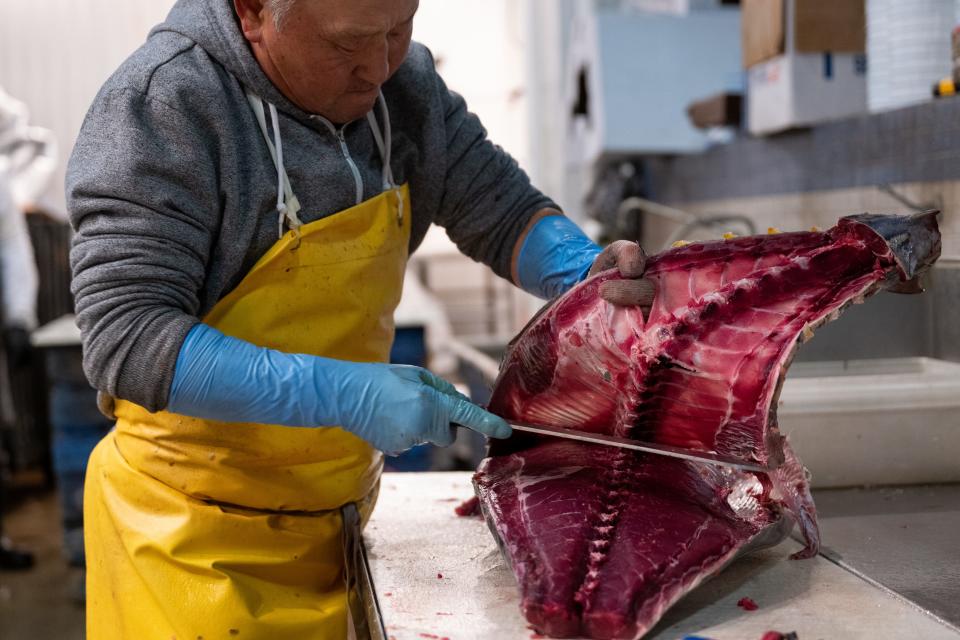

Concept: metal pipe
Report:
left=614, top=197, right=757, bottom=250
left=615, top=196, right=695, bottom=235
left=447, top=338, right=501, bottom=384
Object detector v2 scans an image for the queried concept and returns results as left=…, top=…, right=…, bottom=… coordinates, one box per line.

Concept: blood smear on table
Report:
left=454, top=496, right=480, bottom=516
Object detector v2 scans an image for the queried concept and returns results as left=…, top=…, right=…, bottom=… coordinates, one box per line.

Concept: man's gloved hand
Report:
left=515, top=213, right=655, bottom=312
left=2, top=326, right=32, bottom=369
left=168, top=324, right=511, bottom=455
left=588, top=240, right=655, bottom=312
left=331, top=362, right=510, bottom=455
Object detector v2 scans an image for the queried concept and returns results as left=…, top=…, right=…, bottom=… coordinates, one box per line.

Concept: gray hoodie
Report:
left=67, top=0, right=555, bottom=412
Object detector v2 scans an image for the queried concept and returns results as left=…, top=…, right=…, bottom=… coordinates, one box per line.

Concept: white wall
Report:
left=415, top=1, right=532, bottom=176
left=521, top=0, right=604, bottom=225
left=414, top=0, right=583, bottom=219
left=0, top=0, right=177, bottom=215
left=414, top=1, right=553, bottom=335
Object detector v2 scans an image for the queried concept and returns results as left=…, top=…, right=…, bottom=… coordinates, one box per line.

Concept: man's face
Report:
left=237, top=0, right=419, bottom=124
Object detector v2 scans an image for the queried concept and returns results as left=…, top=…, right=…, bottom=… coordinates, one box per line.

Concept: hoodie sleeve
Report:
left=67, top=87, right=215, bottom=411
left=425, top=54, right=559, bottom=281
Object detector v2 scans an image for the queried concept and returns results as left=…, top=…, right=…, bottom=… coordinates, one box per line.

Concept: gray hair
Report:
left=267, top=0, right=297, bottom=30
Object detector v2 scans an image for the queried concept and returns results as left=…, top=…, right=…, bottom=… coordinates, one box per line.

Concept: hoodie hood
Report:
left=153, top=0, right=309, bottom=121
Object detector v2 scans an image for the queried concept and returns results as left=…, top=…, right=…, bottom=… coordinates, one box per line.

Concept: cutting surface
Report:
left=365, top=472, right=959, bottom=640
left=813, top=484, right=960, bottom=629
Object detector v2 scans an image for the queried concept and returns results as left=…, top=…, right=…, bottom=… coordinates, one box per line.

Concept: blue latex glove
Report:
left=516, top=215, right=602, bottom=300
left=517, top=214, right=654, bottom=310
left=168, top=324, right=511, bottom=455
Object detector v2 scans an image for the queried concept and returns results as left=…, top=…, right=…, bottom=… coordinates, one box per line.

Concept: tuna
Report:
left=475, top=212, right=941, bottom=639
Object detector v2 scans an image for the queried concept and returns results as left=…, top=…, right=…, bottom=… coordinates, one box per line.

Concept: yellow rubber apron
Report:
left=84, top=93, right=410, bottom=640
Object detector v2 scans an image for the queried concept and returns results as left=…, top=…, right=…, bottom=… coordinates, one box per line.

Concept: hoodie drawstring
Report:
left=246, top=93, right=303, bottom=241
left=366, top=93, right=403, bottom=225
left=246, top=90, right=403, bottom=239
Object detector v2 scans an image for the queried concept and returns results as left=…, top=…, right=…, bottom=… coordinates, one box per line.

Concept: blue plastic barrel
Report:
left=47, top=376, right=111, bottom=566
left=390, top=326, right=427, bottom=368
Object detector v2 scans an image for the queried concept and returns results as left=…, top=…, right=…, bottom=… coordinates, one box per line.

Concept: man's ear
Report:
left=234, top=0, right=268, bottom=43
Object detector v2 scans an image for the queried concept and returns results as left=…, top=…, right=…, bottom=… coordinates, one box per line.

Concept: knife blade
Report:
left=508, top=421, right=773, bottom=473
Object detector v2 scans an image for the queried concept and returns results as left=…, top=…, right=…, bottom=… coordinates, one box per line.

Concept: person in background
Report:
left=0, top=172, right=37, bottom=368
left=0, top=86, right=50, bottom=374
left=0, top=84, right=54, bottom=570
left=67, top=0, right=654, bottom=637
left=0, top=86, right=58, bottom=217
left=0, top=172, right=37, bottom=571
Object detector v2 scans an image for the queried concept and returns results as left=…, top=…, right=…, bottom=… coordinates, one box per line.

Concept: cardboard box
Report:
left=686, top=92, right=744, bottom=128
left=747, top=52, right=867, bottom=135
left=742, top=0, right=865, bottom=68
left=742, top=0, right=785, bottom=68
left=793, top=0, right=865, bottom=54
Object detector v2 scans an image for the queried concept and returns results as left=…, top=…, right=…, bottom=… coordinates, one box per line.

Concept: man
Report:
left=68, top=0, right=653, bottom=637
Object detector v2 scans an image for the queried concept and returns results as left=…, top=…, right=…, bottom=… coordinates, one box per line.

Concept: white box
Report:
left=748, top=52, right=868, bottom=135
left=778, top=358, right=960, bottom=488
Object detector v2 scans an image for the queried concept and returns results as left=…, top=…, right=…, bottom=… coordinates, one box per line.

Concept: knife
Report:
left=507, top=421, right=773, bottom=473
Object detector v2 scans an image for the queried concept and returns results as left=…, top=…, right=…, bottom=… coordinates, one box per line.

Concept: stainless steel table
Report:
left=812, top=484, right=960, bottom=629
left=363, top=473, right=960, bottom=640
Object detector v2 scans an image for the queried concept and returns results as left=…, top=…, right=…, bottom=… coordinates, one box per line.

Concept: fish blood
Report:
left=475, top=213, right=940, bottom=639
left=454, top=496, right=480, bottom=517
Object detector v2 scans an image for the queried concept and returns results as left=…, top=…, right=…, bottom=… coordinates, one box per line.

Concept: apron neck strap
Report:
left=246, top=92, right=303, bottom=240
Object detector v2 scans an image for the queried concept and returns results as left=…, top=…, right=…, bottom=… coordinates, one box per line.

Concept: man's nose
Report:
left=355, top=38, right=391, bottom=87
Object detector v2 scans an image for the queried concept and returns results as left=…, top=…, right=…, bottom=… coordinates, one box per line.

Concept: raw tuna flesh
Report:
left=475, top=213, right=940, bottom=639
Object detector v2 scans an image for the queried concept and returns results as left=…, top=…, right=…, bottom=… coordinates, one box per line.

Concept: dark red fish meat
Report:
left=475, top=213, right=940, bottom=639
